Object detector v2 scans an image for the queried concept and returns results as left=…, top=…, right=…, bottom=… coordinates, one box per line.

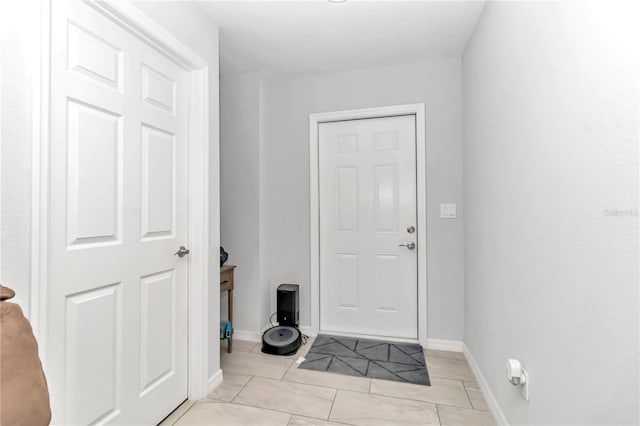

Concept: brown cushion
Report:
left=0, top=286, right=51, bottom=426
left=1, top=285, right=15, bottom=301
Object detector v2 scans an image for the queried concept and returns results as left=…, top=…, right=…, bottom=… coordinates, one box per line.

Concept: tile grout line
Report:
left=424, top=355, right=475, bottom=381
left=230, top=374, right=256, bottom=403
left=461, top=379, right=474, bottom=410
left=425, top=352, right=467, bottom=361
left=230, top=363, right=474, bottom=410
left=327, top=388, right=340, bottom=422
left=429, top=401, right=476, bottom=410
left=225, top=344, right=482, bottom=423
left=283, top=373, right=473, bottom=410
left=230, top=374, right=339, bottom=420
left=462, top=381, right=491, bottom=413
left=279, top=357, right=296, bottom=379
left=169, top=400, right=196, bottom=426
left=341, top=388, right=438, bottom=406
left=253, top=365, right=371, bottom=394
left=428, top=373, right=476, bottom=381
left=226, top=398, right=334, bottom=422
left=369, top=390, right=474, bottom=410
left=290, top=414, right=355, bottom=426
left=281, top=377, right=371, bottom=394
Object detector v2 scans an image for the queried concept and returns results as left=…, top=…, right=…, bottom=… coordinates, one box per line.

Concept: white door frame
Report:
left=309, top=104, right=427, bottom=347
left=30, top=0, right=213, bottom=402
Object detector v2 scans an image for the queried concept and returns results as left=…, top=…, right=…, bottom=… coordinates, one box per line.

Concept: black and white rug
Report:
left=298, top=335, right=430, bottom=386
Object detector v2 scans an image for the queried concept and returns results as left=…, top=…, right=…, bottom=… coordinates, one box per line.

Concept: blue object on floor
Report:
left=220, top=321, right=231, bottom=340
left=224, top=321, right=232, bottom=339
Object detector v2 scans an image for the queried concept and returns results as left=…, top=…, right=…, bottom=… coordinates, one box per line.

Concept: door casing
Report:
left=309, top=104, right=427, bottom=346
left=29, top=0, right=215, bottom=412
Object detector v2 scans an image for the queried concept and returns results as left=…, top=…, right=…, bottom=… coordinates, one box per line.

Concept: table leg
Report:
left=228, top=289, right=233, bottom=353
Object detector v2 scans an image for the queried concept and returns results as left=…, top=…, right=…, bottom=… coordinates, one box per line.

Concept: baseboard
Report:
left=298, top=325, right=314, bottom=336
left=232, top=329, right=262, bottom=342
left=463, top=344, right=509, bottom=426
left=426, top=338, right=464, bottom=352
left=208, top=369, right=223, bottom=394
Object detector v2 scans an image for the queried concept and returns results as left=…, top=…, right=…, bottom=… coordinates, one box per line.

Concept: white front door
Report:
left=319, top=115, right=418, bottom=340
left=47, top=1, right=189, bottom=424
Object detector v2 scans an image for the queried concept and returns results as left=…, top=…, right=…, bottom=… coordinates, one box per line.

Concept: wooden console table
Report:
left=220, top=265, right=236, bottom=353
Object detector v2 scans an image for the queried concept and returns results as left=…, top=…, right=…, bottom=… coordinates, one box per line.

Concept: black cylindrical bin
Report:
left=277, top=284, right=299, bottom=327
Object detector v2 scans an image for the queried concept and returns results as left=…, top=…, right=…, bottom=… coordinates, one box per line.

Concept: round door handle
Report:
left=174, top=246, right=190, bottom=257
left=399, top=242, right=416, bottom=250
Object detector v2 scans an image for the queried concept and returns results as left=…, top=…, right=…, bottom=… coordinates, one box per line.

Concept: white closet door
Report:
left=48, top=1, right=189, bottom=423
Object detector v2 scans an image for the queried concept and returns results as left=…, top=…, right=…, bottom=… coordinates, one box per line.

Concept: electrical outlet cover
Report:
left=520, top=367, right=529, bottom=402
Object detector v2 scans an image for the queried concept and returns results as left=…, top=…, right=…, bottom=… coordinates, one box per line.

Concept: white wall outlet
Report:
left=506, top=358, right=530, bottom=402
left=440, top=203, right=457, bottom=219
left=520, top=367, right=529, bottom=402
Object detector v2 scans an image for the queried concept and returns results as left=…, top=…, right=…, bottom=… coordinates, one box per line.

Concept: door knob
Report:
left=399, top=242, right=416, bottom=250
left=174, top=246, right=190, bottom=257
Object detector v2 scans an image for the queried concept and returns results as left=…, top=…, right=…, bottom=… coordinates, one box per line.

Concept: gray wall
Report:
left=262, top=58, right=465, bottom=341
left=219, top=71, right=264, bottom=333
left=463, top=2, right=639, bottom=424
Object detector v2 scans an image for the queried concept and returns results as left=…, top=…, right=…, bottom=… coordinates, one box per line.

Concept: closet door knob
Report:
left=174, top=246, right=190, bottom=257
left=399, top=242, right=416, bottom=250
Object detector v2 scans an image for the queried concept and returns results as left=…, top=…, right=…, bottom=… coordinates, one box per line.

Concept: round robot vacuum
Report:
left=261, top=326, right=301, bottom=355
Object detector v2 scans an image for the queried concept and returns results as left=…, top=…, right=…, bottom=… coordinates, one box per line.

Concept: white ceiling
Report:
left=197, top=1, right=486, bottom=75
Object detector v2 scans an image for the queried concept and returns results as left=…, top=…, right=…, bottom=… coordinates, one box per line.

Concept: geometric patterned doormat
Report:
left=298, top=334, right=430, bottom=386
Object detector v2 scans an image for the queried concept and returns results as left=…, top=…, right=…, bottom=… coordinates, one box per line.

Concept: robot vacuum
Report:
left=261, top=326, right=301, bottom=355
left=262, top=284, right=302, bottom=355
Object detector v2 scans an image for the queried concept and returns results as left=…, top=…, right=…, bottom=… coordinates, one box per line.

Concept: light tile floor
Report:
left=160, top=339, right=496, bottom=426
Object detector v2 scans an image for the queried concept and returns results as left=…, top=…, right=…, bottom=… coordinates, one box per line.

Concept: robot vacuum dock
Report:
left=262, top=284, right=301, bottom=355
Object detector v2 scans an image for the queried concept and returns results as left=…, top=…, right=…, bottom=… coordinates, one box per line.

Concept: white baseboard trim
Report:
left=233, top=329, right=262, bottom=342
left=300, top=329, right=456, bottom=347
left=298, top=325, right=314, bottom=336
left=463, top=344, right=509, bottom=426
left=426, top=338, right=464, bottom=352
left=208, top=369, right=223, bottom=394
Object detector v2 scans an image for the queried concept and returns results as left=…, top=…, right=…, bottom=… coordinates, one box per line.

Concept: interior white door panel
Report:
left=319, top=115, right=418, bottom=340
left=48, top=1, right=189, bottom=423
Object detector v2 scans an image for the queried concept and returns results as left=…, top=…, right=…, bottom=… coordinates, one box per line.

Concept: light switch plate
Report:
left=440, top=203, right=457, bottom=219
